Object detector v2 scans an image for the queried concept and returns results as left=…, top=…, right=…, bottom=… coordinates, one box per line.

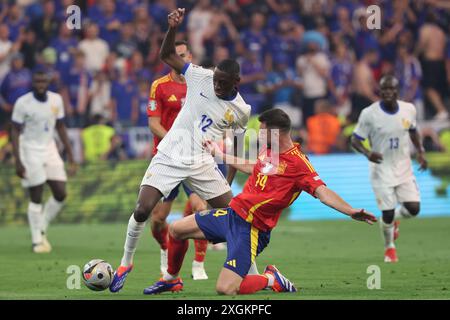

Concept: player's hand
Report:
left=15, top=161, right=26, bottom=179
left=350, top=209, right=377, bottom=225
left=367, top=151, right=383, bottom=164
left=67, top=159, right=78, bottom=176
left=168, top=8, right=185, bottom=28
left=417, top=152, right=427, bottom=171
left=203, top=140, right=223, bottom=158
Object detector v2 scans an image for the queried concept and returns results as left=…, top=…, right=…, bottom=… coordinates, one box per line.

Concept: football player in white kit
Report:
left=109, top=8, right=254, bottom=293
left=351, top=75, right=427, bottom=263
left=10, top=69, right=76, bottom=253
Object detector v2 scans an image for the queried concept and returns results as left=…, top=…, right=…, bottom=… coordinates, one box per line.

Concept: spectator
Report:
left=262, top=55, right=302, bottom=127
left=395, top=44, right=423, bottom=119
left=0, top=53, right=31, bottom=127
left=0, top=23, right=19, bottom=81
left=37, top=47, right=62, bottom=93
left=78, top=23, right=109, bottom=73
left=104, top=134, right=129, bottom=161
left=136, top=79, right=150, bottom=128
left=238, top=47, right=266, bottom=114
left=351, top=49, right=379, bottom=117
left=187, top=0, right=214, bottom=62
left=329, top=40, right=354, bottom=116
left=81, top=114, right=115, bottom=163
left=203, top=9, right=239, bottom=59
left=296, top=41, right=331, bottom=125
left=238, top=11, right=269, bottom=69
left=128, top=50, right=152, bottom=83
left=31, top=0, right=59, bottom=51
left=110, top=65, right=138, bottom=127
left=4, top=3, right=27, bottom=42
left=353, top=7, right=379, bottom=60
left=113, top=23, right=137, bottom=59
left=306, top=99, right=341, bottom=155
left=19, top=28, right=37, bottom=70
left=50, top=23, right=78, bottom=76
left=416, top=10, right=448, bottom=120
left=133, top=4, right=160, bottom=60
left=60, top=50, right=92, bottom=128
left=89, top=70, right=112, bottom=121
left=267, top=19, right=302, bottom=70
left=96, top=0, right=126, bottom=47
left=212, top=45, right=230, bottom=66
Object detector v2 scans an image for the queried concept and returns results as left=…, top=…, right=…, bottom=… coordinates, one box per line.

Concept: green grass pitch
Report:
left=1, top=217, right=450, bottom=300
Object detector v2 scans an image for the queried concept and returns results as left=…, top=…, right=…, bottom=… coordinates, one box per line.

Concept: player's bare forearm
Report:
left=409, top=129, right=425, bottom=154
left=351, top=135, right=370, bottom=157
left=148, top=117, right=167, bottom=140
left=315, top=185, right=354, bottom=216
left=160, top=9, right=185, bottom=73
left=10, top=122, right=21, bottom=164
left=56, top=120, right=74, bottom=162
left=226, top=166, right=237, bottom=185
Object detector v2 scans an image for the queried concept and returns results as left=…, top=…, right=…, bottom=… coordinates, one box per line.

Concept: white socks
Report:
left=121, top=214, right=146, bottom=267
left=394, top=205, right=413, bottom=220
left=248, top=261, right=259, bottom=275
left=380, top=219, right=395, bottom=249
left=265, top=273, right=275, bottom=288
left=43, top=197, right=64, bottom=233
left=27, top=202, right=44, bottom=244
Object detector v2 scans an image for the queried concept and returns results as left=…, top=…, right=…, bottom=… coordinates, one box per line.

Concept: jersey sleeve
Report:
left=353, top=108, right=371, bottom=140
left=409, top=103, right=417, bottom=131
left=11, top=98, right=24, bottom=124
left=233, top=105, right=250, bottom=136
left=295, top=155, right=326, bottom=197
left=147, top=80, right=163, bottom=117
left=57, top=94, right=65, bottom=120
left=181, top=63, right=213, bottom=86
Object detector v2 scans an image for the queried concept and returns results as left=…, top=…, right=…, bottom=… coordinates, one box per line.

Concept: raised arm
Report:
left=159, top=8, right=187, bottom=74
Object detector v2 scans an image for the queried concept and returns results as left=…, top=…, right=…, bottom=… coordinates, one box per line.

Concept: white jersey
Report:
left=156, top=63, right=251, bottom=164
left=12, top=91, right=65, bottom=150
left=353, top=100, right=417, bottom=187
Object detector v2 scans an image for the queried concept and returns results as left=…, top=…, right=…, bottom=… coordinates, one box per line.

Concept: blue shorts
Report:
left=195, top=207, right=271, bottom=278
left=163, top=182, right=193, bottom=202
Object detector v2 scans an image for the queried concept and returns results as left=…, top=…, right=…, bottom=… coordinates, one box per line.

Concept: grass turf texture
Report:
left=1, top=217, right=450, bottom=300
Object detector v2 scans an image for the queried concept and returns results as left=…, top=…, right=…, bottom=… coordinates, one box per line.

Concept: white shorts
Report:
left=372, top=178, right=421, bottom=211
left=141, top=152, right=231, bottom=201
left=19, top=143, right=67, bottom=188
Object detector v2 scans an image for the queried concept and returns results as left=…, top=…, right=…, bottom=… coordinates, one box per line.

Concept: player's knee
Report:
left=216, top=282, right=238, bottom=296
left=382, top=210, right=395, bottom=224
left=404, top=202, right=420, bottom=216
left=191, top=200, right=207, bottom=213
left=168, top=221, right=184, bottom=240
left=133, top=203, right=151, bottom=222
left=53, top=191, right=66, bottom=202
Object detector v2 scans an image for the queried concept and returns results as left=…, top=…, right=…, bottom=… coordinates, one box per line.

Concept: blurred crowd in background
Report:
left=0, top=0, right=450, bottom=164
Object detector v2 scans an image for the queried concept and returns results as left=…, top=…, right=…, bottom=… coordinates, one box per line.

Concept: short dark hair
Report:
left=175, top=40, right=191, bottom=52
left=217, top=59, right=240, bottom=77
left=258, top=108, right=291, bottom=133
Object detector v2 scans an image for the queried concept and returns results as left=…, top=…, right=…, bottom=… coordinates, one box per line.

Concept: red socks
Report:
left=183, top=201, right=193, bottom=217
left=238, top=275, right=269, bottom=294
left=151, top=224, right=168, bottom=250
left=194, top=239, right=208, bottom=262
left=167, top=233, right=189, bottom=276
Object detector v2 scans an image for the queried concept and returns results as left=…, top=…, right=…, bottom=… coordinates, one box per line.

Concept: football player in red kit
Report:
left=143, top=108, right=377, bottom=295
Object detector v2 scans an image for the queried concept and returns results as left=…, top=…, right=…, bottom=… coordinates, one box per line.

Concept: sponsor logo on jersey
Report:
left=226, top=259, right=236, bottom=268
left=200, top=92, right=208, bottom=99
left=168, top=94, right=177, bottom=102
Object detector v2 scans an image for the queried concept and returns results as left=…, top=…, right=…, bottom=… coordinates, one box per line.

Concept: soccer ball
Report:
left=82, top=259, right=114, bottom=291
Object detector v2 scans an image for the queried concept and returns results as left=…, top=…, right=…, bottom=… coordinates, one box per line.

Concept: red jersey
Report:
left=147, top=73, right=187, bottom=155
left=229, top=144, right=325, bottom=232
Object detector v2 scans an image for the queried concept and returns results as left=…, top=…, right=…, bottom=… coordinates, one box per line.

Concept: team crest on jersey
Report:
left=148, top=100, right=156, bottom=111
left=224, top=109, right=235, bottom=124
left=51, top=106, right=59, bottom=116
left=261, top=162, right=274, bottom=174
left=402, top=118, right=411, bottom=130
